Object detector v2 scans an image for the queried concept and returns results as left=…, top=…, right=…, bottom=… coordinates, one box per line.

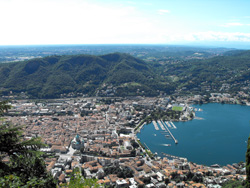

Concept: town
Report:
left=1, top=95, right=247, bottom=188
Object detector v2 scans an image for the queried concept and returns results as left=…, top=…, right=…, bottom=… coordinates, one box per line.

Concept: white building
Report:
left=71, top=134, right=84, bottom=150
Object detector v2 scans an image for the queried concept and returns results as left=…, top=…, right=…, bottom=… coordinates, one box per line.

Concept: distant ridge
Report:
left=1, top=50, right=250, bottom=98
left=0, top=53, right=172, bottom=98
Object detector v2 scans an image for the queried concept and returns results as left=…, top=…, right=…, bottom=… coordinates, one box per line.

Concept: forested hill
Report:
left=0, top=53, right=173, bottom=98
left=162, top=50, right=250, bottom=95
left=1, top=50, right=250, bottom=99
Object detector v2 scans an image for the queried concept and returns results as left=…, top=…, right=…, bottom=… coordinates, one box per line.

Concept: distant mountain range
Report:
left=0, top=50, right=250, bottom=98
left=162, top=50, right=250, bottom=95
left=0, top=53, right=173, bottom=98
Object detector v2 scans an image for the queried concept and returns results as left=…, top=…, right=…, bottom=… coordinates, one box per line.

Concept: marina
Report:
left=165, top=121, right=172, bottom=128
left=161, top=131, right=171, bottom=139
left=161, top=120, right=178, bottom=144
left=170, top=121, right=177, bottom=129
left=152, top=120, right=159, bottom=130
left=137, top=103, right=250, bottom=165
left=157, top=120, right=166, bottom=130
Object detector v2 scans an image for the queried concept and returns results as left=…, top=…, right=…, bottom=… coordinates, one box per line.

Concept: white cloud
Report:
left=158, top=9, right=170, bottom=15
left=0, top=0, right=249, bottom=45
left=221, top=22, right=250, bottom=27
left=189, top=31, right=250, bottom=42
left=0, top=0, right=156, bottom=45
left=126, top=1, right=137, bottom=4
left=154, top=31, right=250, bottom=43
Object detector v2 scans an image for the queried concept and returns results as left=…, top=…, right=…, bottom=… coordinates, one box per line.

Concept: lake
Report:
left=136, top=103, right=250, bottom=166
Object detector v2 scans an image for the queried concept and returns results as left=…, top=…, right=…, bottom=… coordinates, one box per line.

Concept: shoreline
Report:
left=136, top=103, right=250, bottom=167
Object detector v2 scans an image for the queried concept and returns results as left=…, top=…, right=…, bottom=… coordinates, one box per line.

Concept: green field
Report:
left=172, top=106, right=183, bottom=111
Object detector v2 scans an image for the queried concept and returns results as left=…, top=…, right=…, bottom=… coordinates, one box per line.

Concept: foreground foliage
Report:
left=246, top=136, right=250, bottom=187
left=61, top=168, right=101, bottom=188
left=222, top=180, right=245, bottom=188
left=0, top=101, right=56, bottom=187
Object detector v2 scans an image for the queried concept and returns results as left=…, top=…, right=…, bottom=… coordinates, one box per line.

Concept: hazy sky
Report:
left=1, top=0, right=250, bottom=45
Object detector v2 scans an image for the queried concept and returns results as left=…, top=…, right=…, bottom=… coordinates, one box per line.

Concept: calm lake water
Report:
left=136, top=103, right=250, bottom=166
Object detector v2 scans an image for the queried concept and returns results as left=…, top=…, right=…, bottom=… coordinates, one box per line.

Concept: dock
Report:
left=161, top=120, right=178, bottom=144
left=161, top=152, right=185, bottom=160
left=170, top=121, right=177, bottom=129
left=165, top=121, right=172, bottom=128
left=152, top=121, right=159, bottom=130
left=157, top=120, right=166, bottom=130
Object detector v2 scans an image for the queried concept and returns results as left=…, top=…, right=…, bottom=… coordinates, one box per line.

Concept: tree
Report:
left=246, top=136, right=250, bottom=188
left=222, top=180, right=245, bottom=188
left=186, top=171, right=194, bottom=180
left=165, top=178, right=170, bottom=185
left=0, top=101, right=11, bottom=116
left=143, top=177, right=151, bottom=184
left=0, top=101, right=56, bottom=187
left=61, top=168, right=101, bottom=188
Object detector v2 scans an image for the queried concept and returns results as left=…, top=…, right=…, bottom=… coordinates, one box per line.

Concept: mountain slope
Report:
left=162, top=50, right=250, bottom=94
left=1, top=50, right=250, bottom=98
left=0, top=53, right=167, bottom=98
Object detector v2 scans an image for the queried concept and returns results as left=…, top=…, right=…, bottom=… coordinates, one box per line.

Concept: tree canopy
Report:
left=0, top=101, right=56, bottom=187
left=246, top=136, right=250, bottom=187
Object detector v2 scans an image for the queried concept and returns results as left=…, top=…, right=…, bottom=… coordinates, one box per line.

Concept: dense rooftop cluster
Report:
left=1, top=96, right=247, bottom=187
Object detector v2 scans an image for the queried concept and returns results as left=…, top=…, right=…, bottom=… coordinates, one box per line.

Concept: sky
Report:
left=1, top=0, right=250, bottom=46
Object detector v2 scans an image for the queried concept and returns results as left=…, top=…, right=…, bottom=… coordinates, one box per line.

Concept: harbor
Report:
left=152, top=120, right=178, bottom=144
left=152, top=120, right=159, bottom=130
left=157, top=120, right=166, bottom=130
left=137, top=103, right=250, bottom=166
left=165, top=121, right=172, bottom=128
left=163, top=121, right=177, bottom=129
left=161, top=120, right=178, bottom=144
left=170, top=121, right=177, bottom=129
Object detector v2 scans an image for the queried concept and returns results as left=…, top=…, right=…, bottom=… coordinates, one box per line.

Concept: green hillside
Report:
left=162, top=50, right=250, bottom=95
left=1, top=50, right=250, bottom=98
left=0, top=53, right=173, bottom=98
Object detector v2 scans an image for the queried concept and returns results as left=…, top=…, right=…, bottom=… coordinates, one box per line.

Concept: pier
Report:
left=165, top=121, right=172, bottom=128
left=170, top=121, right=177, bottom=129
left=152, top=121, right=159, bottom=130
left=157, top=120, right=166, bottom=130
left=161, top=120, right=178, bottom=144
left=161, top=152, right=185, bottom=160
